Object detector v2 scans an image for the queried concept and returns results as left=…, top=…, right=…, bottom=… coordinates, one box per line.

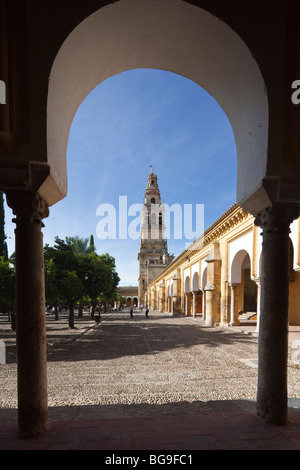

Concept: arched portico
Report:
left=170, top=282, right=174, bottom=314
left=191, top=271, right=202, bottom=317
left=184, top=275, right=192, bottom=316
left=2, top=0, right=300, bottom=436
left=230, top=250, right=257, bottom=325
left=46, top=0, right=269, bottom=213
left=201, top=267, right=207, bottom=322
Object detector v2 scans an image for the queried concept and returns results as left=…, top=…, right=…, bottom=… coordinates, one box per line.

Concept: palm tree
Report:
left=66, top=235, right=89, bottom=254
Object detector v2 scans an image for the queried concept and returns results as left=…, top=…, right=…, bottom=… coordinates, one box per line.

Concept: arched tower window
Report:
left=151, top=197, right=155, bottom=204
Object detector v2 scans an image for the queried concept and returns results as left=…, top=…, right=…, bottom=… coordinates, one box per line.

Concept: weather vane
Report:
left=149, top=164, right=154, bottom=173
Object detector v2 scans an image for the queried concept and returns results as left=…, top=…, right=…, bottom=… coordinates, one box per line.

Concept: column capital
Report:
left=254, top=203, right=300, bottom=234
left=6, top=191, right=49, bottom=224
left=229, top=282, right=238, bottom=289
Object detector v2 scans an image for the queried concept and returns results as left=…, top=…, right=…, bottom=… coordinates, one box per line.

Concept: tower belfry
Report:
left=138, top=169, right=174, bottom=305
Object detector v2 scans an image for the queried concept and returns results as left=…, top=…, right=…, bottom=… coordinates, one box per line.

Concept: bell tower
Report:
left=138, top=168, right=174, bottom=305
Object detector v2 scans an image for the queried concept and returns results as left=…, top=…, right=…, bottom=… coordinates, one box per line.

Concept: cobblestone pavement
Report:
left=1, top=309, right=300, bottom=450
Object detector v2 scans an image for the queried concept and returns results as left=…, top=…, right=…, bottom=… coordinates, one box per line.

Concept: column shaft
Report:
left=7, top=192, right=49, bottom=438
left=192, top=292, right=196, bottom=317
left=255, top=204, right=299, bottom=425
left=229, top=283, right=237, bottom=325
left=185, top=293, right=188, bottom=316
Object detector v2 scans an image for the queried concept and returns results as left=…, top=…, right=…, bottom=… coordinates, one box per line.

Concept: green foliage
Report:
left=44, top=257, right=59, bottom=307
left=0, top=192, right=8, bottom=260
left=66, top=235, right=89, bottom=254
left=89, top=235, right=95, bottom=253
left=0, top=231, right=120, bottom=329
left=0, top=256, right=15, bottom=329
left=43, top=235, right=120, bottom=327
left=0, top=256, right=15, bottom=306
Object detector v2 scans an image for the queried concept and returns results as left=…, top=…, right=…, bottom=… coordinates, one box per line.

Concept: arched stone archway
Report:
left=47, top=0, right=268, bottom=213
left=184, top=275, right=192, bottom=316
left=230, top=249, right=251, bottom=284
left=230, top=250, right=257, bottom=324
left=192, top=272, right=199, bottom=292
left=191, top=271, right=202, bottom=317
left=201, top=267, right=207, bottom=321
left=3, top=0, right=300, bottom=435
left=184, top=275, right=190, bottom=294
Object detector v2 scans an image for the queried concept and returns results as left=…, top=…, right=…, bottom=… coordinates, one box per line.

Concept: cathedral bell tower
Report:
left=138, top=168, right=174, bottom=305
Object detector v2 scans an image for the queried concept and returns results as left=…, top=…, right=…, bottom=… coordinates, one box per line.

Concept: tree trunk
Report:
left=91, top=303, right=95, bottom=318
left=69, top=303, right=75, bottom=329
left=54, top=303, right=59, bottom=321
left=10, top=309, right=16, bottom=331
left=78, top=300, right=83, bottom=318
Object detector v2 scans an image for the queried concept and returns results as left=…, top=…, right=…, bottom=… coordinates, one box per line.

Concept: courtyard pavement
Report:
left=0, top=309, right=300, bottom=451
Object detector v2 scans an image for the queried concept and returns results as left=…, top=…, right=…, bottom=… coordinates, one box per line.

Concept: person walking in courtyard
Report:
left=130, top=306, right=133, bottom=318
left=145, top=306, right=149, bottom=318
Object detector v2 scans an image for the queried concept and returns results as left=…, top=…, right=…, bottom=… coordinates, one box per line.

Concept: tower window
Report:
left=159, top=212, right=162, bottom=225
left=151, top=197, right=155, bottom=204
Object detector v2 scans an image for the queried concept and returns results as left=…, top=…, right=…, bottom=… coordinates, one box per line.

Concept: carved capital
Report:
left=252, top=276, right=261, bottom=286
left=229, top=283, right=238, bottom=289
left=6, top=191, right=49, bottom=224
left=254, top=204, right=300, bottom=235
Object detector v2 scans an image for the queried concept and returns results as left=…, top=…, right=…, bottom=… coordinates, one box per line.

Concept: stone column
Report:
left=253, top=277, right=261, bottom=332
left=159, top=282, right=165, bottom=312
left=204, top=242, right=221, bottom=326
left=185, top=293, right=188, bottom=316
left=192, top=291, right=196, bottom=317
left=7, top=191, right=49, bottom=438
left=201, top=289, right=206, bottom=321
left=229, top=283, right=238, bottom=325
left=255, top=204, right=299, bottom=425
left=172, top=273, right=181, bottom=315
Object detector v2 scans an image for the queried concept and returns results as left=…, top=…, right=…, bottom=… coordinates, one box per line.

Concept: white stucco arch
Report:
left=201, top=265, right=207, bottom=290
left=46, top=0, right=268, bottom=211
left=192, top=271, right=199, bottom=292
left=230, top=249, right=251, bottom=284
left=184, top=275, right=190, bottom=293
left=191, top=263, right=199, bottom=277
left=229, top=230, right=253, bottom=283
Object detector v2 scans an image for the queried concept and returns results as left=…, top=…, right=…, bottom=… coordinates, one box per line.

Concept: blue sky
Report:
left=4, top=69, right=237, bottom=285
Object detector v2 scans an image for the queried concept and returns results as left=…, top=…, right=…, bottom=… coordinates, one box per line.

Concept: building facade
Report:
left=145, top=203, right=300, bottom=327
left=117, top=286, right=138, bottom=307
left=137, top=169, right=174, bottom=305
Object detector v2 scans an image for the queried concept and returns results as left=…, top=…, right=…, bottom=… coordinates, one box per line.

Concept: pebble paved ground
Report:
left=1, top=309, right=300, bottom=424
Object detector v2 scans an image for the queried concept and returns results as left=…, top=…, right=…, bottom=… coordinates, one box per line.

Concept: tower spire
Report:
left=138, top=169, right=174, bottom=306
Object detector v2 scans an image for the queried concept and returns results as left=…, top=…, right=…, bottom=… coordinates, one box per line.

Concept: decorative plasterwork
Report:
left=146, top=204, right=250, bottom=289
